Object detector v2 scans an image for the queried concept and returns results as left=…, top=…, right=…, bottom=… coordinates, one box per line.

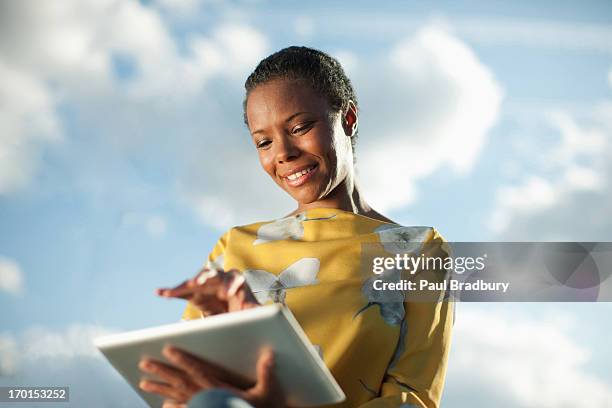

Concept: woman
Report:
left=138, top=46, right=454, bottom=408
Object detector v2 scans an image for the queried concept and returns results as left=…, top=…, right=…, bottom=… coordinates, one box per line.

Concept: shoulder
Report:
left=374, top=224, right=446, bottom=240
left=215, top=216, right=281, bottom=239
left=375, top=224, right=449, bottom=256
left=363, top=208, right=398, bottom=225
left=214, top=214, right=295, bottom=247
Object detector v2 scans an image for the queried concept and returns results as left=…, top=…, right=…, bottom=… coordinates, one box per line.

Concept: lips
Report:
left=280, top=164, right=318, bottom=187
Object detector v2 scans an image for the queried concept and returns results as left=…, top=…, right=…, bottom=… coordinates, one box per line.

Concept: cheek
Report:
left=316, top=136, right=340, bottom=173
left=258, top=151, right=277, bottom=179
left=303, top=129, right=334, bottom=163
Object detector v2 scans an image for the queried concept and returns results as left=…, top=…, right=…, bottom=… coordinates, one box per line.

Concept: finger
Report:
left=226, top=285, right=259, bottom=312
left=214, top=270, right=256, bottom=304
left=165, top=270, right=245, bottom=314
left=162, top=399, right=187, bottom=408
left=139, top=378, right=188, bottom=402
left=163, top=345, right=254, bottom=390
left=162, top=269, right=224, bottom=299
left=214, top=271, right=244, bottom=301
left=157, top=267, right=218, bottom=297
left=159, top=280, right=212, bottom=300
left=156, top=278, right=195, bottom=297
left=210, top=269, right=240, bottom=296
left=139, top=358, right=200, bottom=390
left=227, top=272, right=247, bottom=297
left=222, top=272, right=260, bottom=312
left=190, top=292, right=228, bottom=316
left=250, top=348, right=277, bottom=397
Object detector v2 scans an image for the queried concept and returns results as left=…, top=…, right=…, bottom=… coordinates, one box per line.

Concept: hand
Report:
left=157, top=268, right=260, bottom=316
left=139, top=345, right=285, bottom=408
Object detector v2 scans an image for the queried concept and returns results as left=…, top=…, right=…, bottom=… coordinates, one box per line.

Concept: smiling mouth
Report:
left=283, top=164, right=318, bottom=187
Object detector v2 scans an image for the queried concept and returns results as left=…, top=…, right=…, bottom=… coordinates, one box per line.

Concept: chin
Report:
left=275, top=175, right=329, bottom=205
left=286, top=187, right=322, bottom=205
left=290, top=192, right=317, bottom=205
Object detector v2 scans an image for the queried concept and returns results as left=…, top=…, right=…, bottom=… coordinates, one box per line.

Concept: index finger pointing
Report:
left=157, top=269, right=223, bottom=298
left=156, top=279, right=194, bottom=297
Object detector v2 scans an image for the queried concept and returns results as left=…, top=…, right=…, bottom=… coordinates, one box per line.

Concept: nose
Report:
left=274, top=134, right=300, bottom=164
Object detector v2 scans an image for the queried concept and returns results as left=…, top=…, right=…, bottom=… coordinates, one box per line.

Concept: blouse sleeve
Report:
left=359, top=229, right=455, bottom=408
left=180, top=230, right=230, bottom=321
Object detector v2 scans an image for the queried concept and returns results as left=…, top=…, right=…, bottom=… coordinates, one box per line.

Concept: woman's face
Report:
left=245, top=78, right=355, bottom=206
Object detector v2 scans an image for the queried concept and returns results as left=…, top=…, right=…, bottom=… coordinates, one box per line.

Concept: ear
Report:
left=342, top=100, right=358, bottom=137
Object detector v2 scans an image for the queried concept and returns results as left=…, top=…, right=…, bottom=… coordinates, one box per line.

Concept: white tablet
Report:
left=94, top=304, right=346, bottom=407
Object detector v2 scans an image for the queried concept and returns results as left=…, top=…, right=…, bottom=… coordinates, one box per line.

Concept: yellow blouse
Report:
left=182, top=208, right=454, bottom=408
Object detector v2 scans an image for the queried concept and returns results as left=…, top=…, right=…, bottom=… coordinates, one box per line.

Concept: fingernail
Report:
left=197, top=269, right=218, bottom=285
left=163, top=345, right=178, bottom=357
left=267, top=353, right=275, bottom=368
left=139, top=380, right=150, bottom=390
left=262, top=349, right=274, bottom=365
left=228, top=275, right=246, bottom=296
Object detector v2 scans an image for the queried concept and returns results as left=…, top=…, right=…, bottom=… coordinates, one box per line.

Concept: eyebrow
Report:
left=251, top=111, right=312, bottom=135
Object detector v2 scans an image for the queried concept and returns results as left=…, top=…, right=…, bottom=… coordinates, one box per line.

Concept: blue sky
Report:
left=1, top=0, right=612, bottom=407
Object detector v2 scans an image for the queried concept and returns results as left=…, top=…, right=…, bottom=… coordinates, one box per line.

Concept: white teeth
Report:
left=286, top=166, right=314, bottom=181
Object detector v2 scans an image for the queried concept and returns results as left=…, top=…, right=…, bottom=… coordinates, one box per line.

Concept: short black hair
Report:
left=243, top=46, right=358, bottom=155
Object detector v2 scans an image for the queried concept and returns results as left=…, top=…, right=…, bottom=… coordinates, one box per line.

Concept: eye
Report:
left=291, top=121, right=315, bottom=135
left=256, top=139, right=271, bottom=149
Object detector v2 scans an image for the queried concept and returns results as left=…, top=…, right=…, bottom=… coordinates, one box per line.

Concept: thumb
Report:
left=251, top=348, right=276, bottom=397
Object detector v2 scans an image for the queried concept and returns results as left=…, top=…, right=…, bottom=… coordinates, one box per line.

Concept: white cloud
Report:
left=0, top=0, right=172, bottom=193
left=294, top=16, right=315, bottom=38
left=197, top=24, right=268, bottom=77
left=500, top=176, right=558, bottom=210
left=323, top=15, right=612, bottom=55
left=0, top=0, right=267, bottom=121
left=0, top=256, right=24, bottom=295
left=544, top=110, right=607, bottom=167
left=22, top=325, right=112, bottom=361
left=0, top=324, right=143, bottom=407
left=489, top=177, right=558, bottom=233
left=564, top=165, right=604, bottom=191
left=184, top=194, right=241, bottom=231
left=333, top=50, right=358, bottom=75
left=154, top=0, right=204, bottom=16
left=146, top=215, right=168, bottom=238
left=0, top=0, right=268, bottom=207
left=178, top=150, right=295, bottom=229
left=0, top=334, right=18, bottom=376
left=488, top=102, right=611, bottom=238
left=280, top=15, right=612, bottom=55
left=1, top=1, right=122, bottom=85
left=120, top=212, right=168, bottom=239
left=2, top=3, right=502, bottom=228
left=448, top=305, right=612, bottom=407
left=0, top=61, right=62, bottom=194
left=357, top=24, right=503, bottom=210
left=455, top=18, right=612, bottom=55
left=0, top=324, right=113, bottom=376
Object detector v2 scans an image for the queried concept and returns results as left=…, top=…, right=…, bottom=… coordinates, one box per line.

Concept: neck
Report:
left=291, top=175, right=395, bottom=224
left=302, top=179, right=369, bottom=212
